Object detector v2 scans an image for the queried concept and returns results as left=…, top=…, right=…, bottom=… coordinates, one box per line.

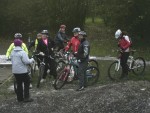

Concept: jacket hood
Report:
left=13, top=46, right=23, bottom=51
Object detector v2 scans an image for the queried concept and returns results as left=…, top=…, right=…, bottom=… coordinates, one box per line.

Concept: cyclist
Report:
left=6, top=33, right=28, bottom=60
left=75, top=31, right=90, bottom=91
left=36, top=30, right=57, bottom=83
left=11, top=39, right=34, bottom=102
left=28, top=33, right=42, bottom=51
left=115, top=29, right=131, bottom=79
left=65, top=27, right=81, bottom=54
left=54, top=24, right=68, bottom=52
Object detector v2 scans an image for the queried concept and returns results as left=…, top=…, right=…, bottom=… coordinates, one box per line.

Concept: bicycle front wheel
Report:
left=56, top=60, right=66, bottom=73
left=53, top=68, right=69, bottom=90
left=37, top=65, right=45, bottom=88
left=86, top=66, right=100, bottom=86
left=132, top=57, right=146, bottom=76
left=108, top=61, right=122, bottom=80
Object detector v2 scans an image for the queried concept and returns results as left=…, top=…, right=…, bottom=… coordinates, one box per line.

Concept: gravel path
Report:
left=0, top=81, right=150, bottom=113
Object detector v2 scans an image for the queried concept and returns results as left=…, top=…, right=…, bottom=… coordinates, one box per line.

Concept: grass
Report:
left=85, top=17, right=104, bottom=26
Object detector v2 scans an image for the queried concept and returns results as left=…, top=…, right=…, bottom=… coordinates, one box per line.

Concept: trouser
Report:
left=120, top=52, right=130, bottom=77
left=43, top=57, right=57, bottom=79
left=78, top=60, right=88, bottom=87
left=14, top=73, right=30, bottom=101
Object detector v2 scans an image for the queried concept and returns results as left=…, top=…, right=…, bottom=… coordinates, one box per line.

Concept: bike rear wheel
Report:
left=53, top=67, right=69, bottom=90
left=108, top=61, right=122, bottom=80
left=86, top=66, right=100, bottom=86
left=37, top=65, right=45, bottom=88
left=132, top=57, right=146, bottom=75
left=88, top=59, right=99, bottom=67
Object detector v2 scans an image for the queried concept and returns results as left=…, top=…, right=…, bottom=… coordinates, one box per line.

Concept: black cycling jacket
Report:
left=76, top=38, right=90, bottom=62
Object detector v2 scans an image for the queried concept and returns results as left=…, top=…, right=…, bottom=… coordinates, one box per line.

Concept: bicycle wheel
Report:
left=56, top=60, right=66, bottom=73
left=37, top=65, right=45, bottom=88
left=108, top=61, right=122, bottom=80
left=88, top=59, right=99, bottom=67
left=28, top=65, right=34, bottom=78
left=86, top=66, right=100, bottom=86
left=53, top=67, right=69, bottom=90
left=132, top=57, right=146, bottom=75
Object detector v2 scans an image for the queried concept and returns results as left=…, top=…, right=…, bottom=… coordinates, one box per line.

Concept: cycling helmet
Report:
left=14, top=33, right=22, bottom=39
left=72, top=27, right=81, bottom=33
left=79, top=31, right=87, bottom=37
left=37, top=33, right=42, bottom=37
left=41, top=30, right=49, bottom=35
left=115, top=29, right=122, bottom=39
left=60, top=24, right=66, bottom=28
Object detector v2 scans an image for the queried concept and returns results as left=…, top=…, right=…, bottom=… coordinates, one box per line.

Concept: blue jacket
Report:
left=11, top=46, right=34, bottom=74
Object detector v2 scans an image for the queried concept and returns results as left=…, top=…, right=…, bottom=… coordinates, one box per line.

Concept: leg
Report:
left=77, top=61, right=88, bottom=90
left=14, top=74, right=24, bottom=102
left=43, top=57, right=49, bottom=79
left=49, top=59, right=57, bottom=79
left=120, top=52, right=129, bottom=78
left=23, top=73, right=30, bottom=99
left=23, top=73, right=33, bottom=102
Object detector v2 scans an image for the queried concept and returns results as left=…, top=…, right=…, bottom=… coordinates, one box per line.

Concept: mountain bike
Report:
left=35, top=53, right=65, bottom=88
left=53, top=52, right=100, bottom=90
left=108, top=50, right=146, bottom=80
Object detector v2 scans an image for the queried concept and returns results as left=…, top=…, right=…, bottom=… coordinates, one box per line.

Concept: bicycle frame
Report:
left=115, top=54, right=136, bottom=71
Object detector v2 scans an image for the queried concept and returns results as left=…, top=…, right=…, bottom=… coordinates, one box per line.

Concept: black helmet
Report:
left=41, top=30, right=49, bottom=35
left=72, top=27, right=81, bottom=33
left=14, top=33, right=22, bottom=39
left=79, top=31, right=87, bottom=37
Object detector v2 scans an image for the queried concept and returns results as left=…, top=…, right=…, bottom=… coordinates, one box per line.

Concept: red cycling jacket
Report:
left=118, top=35, right=131, bottom=51
left=65, top=36, right=80, bottom=53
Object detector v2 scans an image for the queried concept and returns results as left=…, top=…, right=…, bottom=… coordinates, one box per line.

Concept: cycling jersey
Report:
left=65, top=36, right=80, bottom=53
left=6, top=42, right=28, bottom=58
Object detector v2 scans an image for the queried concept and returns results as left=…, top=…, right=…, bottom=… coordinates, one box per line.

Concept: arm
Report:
left=28, top=40, right=35, bottom=50
left=21, top=51, right=33, bottom=65
left=34, top=39, right=38, bottom=50
left=22, top=43, right=29, bottom=54
left=65, top=39, right=72, bottom=51
left=6, top=43, right=14, bottom=58
left=57, top=32, right=64, bottom=42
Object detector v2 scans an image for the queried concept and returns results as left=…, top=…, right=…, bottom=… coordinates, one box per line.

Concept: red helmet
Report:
left=60, top=24, right=66, bottom=28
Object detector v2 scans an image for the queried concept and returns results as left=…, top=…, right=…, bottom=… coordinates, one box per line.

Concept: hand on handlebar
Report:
left=7, top=58, right=11, bottom=61
left=39, top=52, right=45, bottom=56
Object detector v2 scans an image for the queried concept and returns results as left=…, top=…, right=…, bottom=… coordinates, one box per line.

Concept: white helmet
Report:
left=72, top=27, right=81, bottom=33
left=115, top=29, right=122, bottom=39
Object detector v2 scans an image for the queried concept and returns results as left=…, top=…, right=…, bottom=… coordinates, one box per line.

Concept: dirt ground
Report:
left=0, top=80, right=150, bottom=113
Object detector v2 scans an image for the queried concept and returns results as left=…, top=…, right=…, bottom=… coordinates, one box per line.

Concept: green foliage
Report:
left=100, top=0, right=150, bottom=41
left=0, top=0, right=88, bottom=37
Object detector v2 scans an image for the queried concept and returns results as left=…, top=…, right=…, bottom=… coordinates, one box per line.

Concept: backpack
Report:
left=123, top=35, right=132, bottom=47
